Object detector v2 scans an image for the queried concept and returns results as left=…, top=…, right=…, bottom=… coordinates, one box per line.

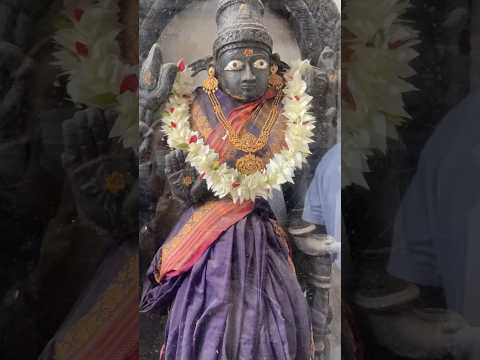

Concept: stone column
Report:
left=292, top=232, right=340, bottom=360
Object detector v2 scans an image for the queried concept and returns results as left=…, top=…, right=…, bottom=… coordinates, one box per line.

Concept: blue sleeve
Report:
left=303, top=160, right=326, bottom=226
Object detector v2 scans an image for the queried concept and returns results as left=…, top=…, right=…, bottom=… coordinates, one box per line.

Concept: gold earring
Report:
left=268, top=63, right=284, bottom=90
left=203, top=66, right=219, bottom=93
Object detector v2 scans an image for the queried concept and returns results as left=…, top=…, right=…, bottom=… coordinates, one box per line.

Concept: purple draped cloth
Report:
left=141, top=200, right=312, bottom=360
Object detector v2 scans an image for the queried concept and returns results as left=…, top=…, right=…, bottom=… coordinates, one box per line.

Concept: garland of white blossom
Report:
left=343, top=0, right=418, bottom=187
left=53, top=0, right=138, bottom=151
left=161, top=61, right=315, bottom=204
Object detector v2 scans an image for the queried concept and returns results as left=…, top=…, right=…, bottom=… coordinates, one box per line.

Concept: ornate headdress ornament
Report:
left=213, top=0, right=273, bottom=58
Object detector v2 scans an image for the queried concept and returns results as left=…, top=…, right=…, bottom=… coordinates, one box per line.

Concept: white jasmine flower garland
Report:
left=343, top=0, right=418, bottom=187
left=54, top=0, right=138, bottom=152
left=161, top=60, right=315, bottom=204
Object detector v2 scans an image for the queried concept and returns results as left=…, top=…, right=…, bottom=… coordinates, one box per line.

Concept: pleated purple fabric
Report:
left=141, top=204, right=312, bottom=360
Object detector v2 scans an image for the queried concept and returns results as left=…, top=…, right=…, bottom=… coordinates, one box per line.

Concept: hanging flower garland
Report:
left=53, top=0, right=138, bottom=151
left=161, top=60, right=315, bottom=204
left=343, top=0, right=419, bottom=187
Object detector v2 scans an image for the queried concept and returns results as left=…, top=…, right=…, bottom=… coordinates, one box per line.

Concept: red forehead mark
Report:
left=243, top=48, right=254, bottom=57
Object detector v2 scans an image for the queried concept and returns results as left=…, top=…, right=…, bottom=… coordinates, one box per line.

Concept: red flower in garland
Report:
left=177, top=59, right=186, bottom=72
left=170, top=122, right=177, bottom=128
left=75, top=41, right=89, bottom=57
left=120, top=74, right=138, bottom=94
left=189, top=135, right=198, bottom=144
left=232, top=182, right=241, bottom=188
left=73, top=8, right=84, bottom=22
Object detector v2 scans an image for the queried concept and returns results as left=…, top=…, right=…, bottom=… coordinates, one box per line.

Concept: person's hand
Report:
left=62, top=108, right=136, bottom=231
left=443, top=322, right=480, bottom=359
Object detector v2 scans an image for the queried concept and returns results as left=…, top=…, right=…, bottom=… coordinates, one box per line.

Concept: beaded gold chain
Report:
left=205, top=90, right=283, bottom=154
left=204, top=89, right=283, bottom=175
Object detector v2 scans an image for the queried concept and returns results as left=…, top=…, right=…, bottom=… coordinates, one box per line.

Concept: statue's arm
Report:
left=139, top=43, right=178, bottom=221
left=165, top=150, right=214, bottom=207
left=139, top=43, right=178, bottom=127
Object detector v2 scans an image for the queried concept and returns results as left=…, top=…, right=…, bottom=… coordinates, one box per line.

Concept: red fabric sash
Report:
left=157, top=199, right=254, bottom=283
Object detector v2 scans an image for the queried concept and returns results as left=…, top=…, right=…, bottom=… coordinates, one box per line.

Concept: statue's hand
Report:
left=165, top=150, right=196, bottom=206
left=139, top=44, right=177, bottom=165
left=62, top=108, right=136, bottom=231
left=140, top=43, right=178, bottom=126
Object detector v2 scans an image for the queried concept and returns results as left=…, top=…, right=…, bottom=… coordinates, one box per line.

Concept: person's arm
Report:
left=302, top=164, right=326, bottom=228
left=388, top=163, right=442, bottom=288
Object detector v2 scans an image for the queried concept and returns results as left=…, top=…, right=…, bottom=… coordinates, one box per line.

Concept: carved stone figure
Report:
left=138, top=0, right=339, bottom=255
left=138, top=1, right=340, bottom=359
left=138, top=1, right=337, bottom=359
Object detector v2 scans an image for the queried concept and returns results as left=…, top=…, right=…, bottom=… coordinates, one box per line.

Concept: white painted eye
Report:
left=224, top=60, right=244, bottom=71
left=253, top=59, right=269, bottom=70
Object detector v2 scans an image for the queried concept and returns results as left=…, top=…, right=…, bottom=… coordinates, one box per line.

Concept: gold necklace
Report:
left=205, top=89, right=283, bottom=175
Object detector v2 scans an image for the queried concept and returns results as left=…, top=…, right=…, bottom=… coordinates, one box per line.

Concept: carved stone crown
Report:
left=213, top=0, right=273, bottom=57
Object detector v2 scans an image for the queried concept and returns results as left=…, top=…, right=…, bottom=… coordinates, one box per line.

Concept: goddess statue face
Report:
left=216, top=46, right=270, bottom=102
